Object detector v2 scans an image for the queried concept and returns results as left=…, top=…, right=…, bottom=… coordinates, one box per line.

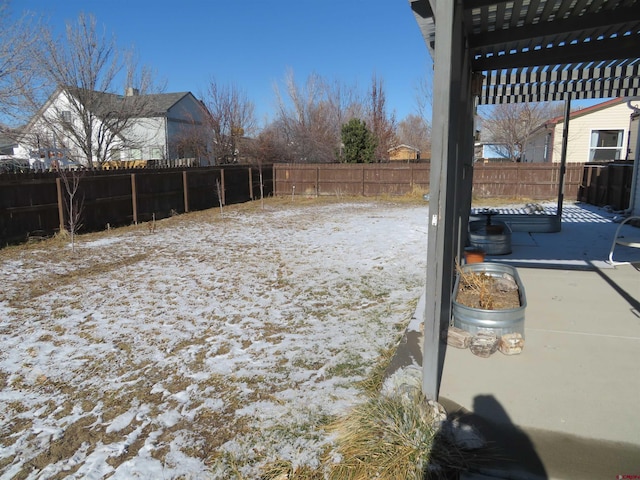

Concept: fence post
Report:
left=182, top=170, right=189, bottom=213
left=316, top=166, right=319, bottom=197
left=361, top=165, right=365, bottom=196
left=248, top=167, right=253, bottom=199
left=131, top=173, right=138, bottom=224
left=55, top=177, right=65, bottom=232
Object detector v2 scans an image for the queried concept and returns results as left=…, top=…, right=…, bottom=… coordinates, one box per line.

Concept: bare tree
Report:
left=396, top=114, right=431, bottom=159
left=169, top=110, right=213, bottom=166
left=273, top=70, right=340, bottom=163
left=479, top=102, right=563, bottom=161
left=201, top=78, right=256, bottom=164
left=19, top=13, right=162, bottom=168
left=58, top=167, right=84, bottom=252
left=215, top=177, right=224, bottom=217
left=414, top=68, right=433, bottom=123
left=366, top=74, right=397, bottom=162
left=0, top=0, right=44, bottom=125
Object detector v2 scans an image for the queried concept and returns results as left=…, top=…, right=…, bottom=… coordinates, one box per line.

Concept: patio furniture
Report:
left=608, top=216, right=640, bottom=266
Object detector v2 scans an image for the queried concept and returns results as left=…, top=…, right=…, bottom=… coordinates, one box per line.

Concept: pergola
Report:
left=409, top=0, right=640, bottom=399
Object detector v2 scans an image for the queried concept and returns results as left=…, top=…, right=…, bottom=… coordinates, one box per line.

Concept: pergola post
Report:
left=557, top=98, right=571, bottom=220
left=421, top=0, right=474, bottom=400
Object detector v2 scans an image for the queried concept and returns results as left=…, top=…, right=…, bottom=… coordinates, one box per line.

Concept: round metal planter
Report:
left=468, top=220, right=512, bottom=255
left=452, top=262, right=526, bottom=338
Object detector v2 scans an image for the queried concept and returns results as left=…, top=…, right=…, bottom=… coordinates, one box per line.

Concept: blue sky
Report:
left=15, top=0, right=433, bottom=126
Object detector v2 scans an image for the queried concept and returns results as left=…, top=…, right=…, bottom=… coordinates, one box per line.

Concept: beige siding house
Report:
left=524, top=98, right=640, bottom=164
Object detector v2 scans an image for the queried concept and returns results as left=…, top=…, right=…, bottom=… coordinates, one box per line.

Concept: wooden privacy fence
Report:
left=577, top=161, right=634, bottom=211
left=274, top=163, right=430, bottom=197
left=274, top=162, right=586, bottom=200
left=0, top=165, right=273, bottom=245
left=471, top=162, right=584, bottom=199
left=2, top=161, right=631, bottom=246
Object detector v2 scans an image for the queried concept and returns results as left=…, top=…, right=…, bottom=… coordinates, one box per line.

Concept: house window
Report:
left=589, top=129, right=623, bottom=161
left=150, top=147, right=163, bottom=159
left=129, top=148, right=142, bottom=160
left=109, top=148, right=122, bottom=161
left=61, top=111, right=72, bottom=123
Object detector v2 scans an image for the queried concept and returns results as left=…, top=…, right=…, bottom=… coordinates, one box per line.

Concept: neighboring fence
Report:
left=273, top=163, right=430, bottom=197
left=577, top=161, right=634, bottom=210
left=471, top=162, right=585, bottom=199
left=0, top=165, right=273, bottom=245
left=273, top=162, right=586, bottom=200
left=2, top=160, right=633, bottom=246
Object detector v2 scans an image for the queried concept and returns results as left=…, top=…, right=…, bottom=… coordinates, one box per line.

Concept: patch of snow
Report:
left=0, top=201, right=429, bottom=479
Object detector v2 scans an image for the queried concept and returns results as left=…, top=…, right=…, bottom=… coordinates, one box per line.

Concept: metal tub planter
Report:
left=468, top=219, right=512, bottom=255
left=452, top=262, right=527, bottom=338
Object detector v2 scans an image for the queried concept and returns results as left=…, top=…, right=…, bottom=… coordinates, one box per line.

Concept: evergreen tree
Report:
left=340, top=118, right=376, bottom=163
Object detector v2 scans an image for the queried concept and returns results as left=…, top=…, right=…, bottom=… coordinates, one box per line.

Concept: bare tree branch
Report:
left=397, top=114, right=431, bottom=159
left=0, top=0, right=45, bottom=125
left=19, top=13, right=163, bottom=168
left=201, top=77, right=256, bottom=164
left=58, top=167, right=84, bottom=252
left=272, top=69, right=366, bottom=163
left=479, top=102, right=563, bottom=162
left=366, top=74, right=397, bottom=162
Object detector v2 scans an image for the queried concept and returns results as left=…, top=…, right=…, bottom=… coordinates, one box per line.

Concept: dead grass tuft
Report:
left=326, top=388, right=467, bottom=480
left=260, top=459, right=326, bottom=480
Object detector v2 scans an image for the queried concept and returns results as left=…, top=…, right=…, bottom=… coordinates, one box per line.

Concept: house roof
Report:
left=131, top=92, right=193, bottom=116
left=85, top=90, right=193, bottom=118
left=22, top=87, right=198, bottom=136
left=388, top=144, right=421, bottom=153
left=545, top=96, right=636, bottom=125
left=527, top=96, right=638, bottom=135
left=411, top=0, right=640, bottom=105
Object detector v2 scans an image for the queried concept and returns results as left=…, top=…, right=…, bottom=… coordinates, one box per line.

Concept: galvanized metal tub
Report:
left=452, top=262, right=526, bottom=338
left=469, top=213, right=561, bottom=233
left=468, top=220, right=512, bottom=255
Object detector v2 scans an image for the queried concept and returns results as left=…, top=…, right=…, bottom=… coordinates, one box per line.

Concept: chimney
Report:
left=125, top=87, right=139, bottom=97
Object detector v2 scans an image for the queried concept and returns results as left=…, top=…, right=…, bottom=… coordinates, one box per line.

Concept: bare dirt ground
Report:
left=0, top=197, right=428, bottom=479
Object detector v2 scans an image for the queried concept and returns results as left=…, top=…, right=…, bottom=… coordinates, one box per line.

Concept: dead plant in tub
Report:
left=455, top=263, right=520, bottom=310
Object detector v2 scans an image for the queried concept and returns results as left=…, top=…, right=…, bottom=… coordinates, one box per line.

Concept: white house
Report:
left=18, top=87, right=213, bottom=168
left=523, top=97, right=640, bottom=164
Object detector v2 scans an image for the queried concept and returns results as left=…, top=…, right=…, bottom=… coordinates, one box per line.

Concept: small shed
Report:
left=388, top=144, right=421, bottom=162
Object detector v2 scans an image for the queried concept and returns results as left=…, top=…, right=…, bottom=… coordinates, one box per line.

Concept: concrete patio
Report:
left=388, top=202, right=640, bottom=479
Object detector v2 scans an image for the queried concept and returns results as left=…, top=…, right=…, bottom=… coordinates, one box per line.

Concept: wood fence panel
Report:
left=134, top=170, right=185, bottom=222
left=274, top=164, right=319, bottom=196
left=80, top=173, right=135, bottom=231
left=251, top=165, right=273, bottom=200
left=0, top=166, right=270, bottom=246
left=320, top=165, right=363, bottom=196
left=1, top=161, right=632, bottom=247
left=410, top=165, right=430, bottom=189
left=186, top=169, right=219, bottom=211
left=0, top=173, right=59, bottom=243
left=222, top=166, right=250, bottom=204
left=364, top=166, right=414, bottom=196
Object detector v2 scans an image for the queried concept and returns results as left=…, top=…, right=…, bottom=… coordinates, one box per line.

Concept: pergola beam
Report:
left=469, top=5, right=640, bottom=49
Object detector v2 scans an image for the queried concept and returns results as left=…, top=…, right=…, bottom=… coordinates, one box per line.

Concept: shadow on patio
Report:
left=393, top=202, right=640, bottom=479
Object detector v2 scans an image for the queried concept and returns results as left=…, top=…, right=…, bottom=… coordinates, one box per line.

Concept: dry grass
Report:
left=326, top=387, right=466, bottom=480
left=0, top=197, right=430, bottom=478
left=456, top=263, right=497, bottom=310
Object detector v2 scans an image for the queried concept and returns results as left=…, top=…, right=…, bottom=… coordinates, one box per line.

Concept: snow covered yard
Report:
left=0, top=199, right=429, bottom=479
